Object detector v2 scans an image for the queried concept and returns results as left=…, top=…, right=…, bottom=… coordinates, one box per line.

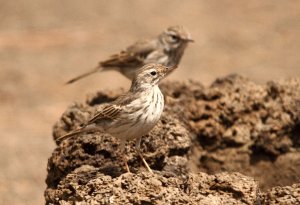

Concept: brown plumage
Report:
left=66, top=25, right=192, bottom=84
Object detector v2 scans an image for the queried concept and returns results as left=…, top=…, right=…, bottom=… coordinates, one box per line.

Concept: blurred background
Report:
left=0, top=0, right=299, bottom=204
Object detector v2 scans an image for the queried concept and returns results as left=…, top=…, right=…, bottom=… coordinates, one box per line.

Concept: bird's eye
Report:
left=170, top=35, right=179, bottom=42
left=150, top=71, right=157, bottom=76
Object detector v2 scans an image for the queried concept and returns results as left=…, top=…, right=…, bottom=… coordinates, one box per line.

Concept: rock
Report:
left=45, top=75, right=300, bottom=204
left=45, top=167, right=259, bottom=205
left=260, top=183, right=300, bottom=204
left=164, top=75, right=300, bottom=190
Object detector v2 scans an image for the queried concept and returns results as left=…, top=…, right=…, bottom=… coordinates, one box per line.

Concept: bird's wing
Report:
left=88, top=92, right=135, bottom=124
left=100, top=39, right=158, bottom=68
left=88, top=104, right=122, bottom=124
left=57, top=92, right=136, bottom=142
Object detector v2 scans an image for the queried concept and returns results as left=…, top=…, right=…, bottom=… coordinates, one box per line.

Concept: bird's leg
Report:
left=119, top=140, right=130, bottom=173
left=135, top=136, right=153, bottom=173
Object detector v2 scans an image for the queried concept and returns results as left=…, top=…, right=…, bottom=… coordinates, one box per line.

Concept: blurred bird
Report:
left=58, top=63, right=176, bottom=173
left=66, top=25, right=192, bottom=84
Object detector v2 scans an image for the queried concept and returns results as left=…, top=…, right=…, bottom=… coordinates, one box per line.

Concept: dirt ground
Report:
left=0, top=1, right=300, bottom=205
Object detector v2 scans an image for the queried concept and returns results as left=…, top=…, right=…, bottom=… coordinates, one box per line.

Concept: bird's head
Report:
left=131, top=63, right=176, bottom=91
left=160, top=25, right=194, bottom=51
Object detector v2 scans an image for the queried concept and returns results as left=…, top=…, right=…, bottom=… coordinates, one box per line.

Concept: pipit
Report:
left=66, top=25, right=192, bottom=84
left=58, top=63, right=176, bottom=173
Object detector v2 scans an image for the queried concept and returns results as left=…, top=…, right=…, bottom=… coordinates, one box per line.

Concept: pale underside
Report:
left=88, top=85, right=164, bottom=141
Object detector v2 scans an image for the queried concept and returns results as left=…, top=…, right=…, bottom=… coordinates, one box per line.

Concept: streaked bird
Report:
left=58, top=63, right=176, bottom=173
left=66, top=25, right=192, bottom=84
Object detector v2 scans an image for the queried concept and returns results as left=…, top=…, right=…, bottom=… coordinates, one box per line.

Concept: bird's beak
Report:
left=185, top=38, right=194, bottom=42
left=157, top=64, right=177, bottom=83
left=165, top=65, right=177, bottom=76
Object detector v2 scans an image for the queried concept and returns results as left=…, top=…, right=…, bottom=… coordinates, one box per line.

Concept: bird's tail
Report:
left=65, top=66, right=102, bottom=84
left=56, top=124, right=98, bottom=142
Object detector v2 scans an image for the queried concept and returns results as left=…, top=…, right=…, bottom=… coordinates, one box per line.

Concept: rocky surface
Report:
left=45, top=75, right=300, bottom=204
left=45, top=166, right=259, bottom=205
left=260, top=183, right=300, bottom=204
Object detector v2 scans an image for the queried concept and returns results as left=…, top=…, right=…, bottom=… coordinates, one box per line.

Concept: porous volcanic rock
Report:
left=45, top=166, right=260, bottom=205
left=162, top=75, right=300, bottom=190
left=260, top=183, right=300, bottom=204
left=45, top=75, right=300, bottom=204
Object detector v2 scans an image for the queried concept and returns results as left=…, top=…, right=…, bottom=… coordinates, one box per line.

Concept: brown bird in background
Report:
left=59, top=63, right=176, bottom=173
left=66, top=25, right=193, bottom=84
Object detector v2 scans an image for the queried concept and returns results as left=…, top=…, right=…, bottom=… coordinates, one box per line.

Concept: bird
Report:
left=58, top=63, right=176, bottom=173
left=66, top=25, right=192, bottom=84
